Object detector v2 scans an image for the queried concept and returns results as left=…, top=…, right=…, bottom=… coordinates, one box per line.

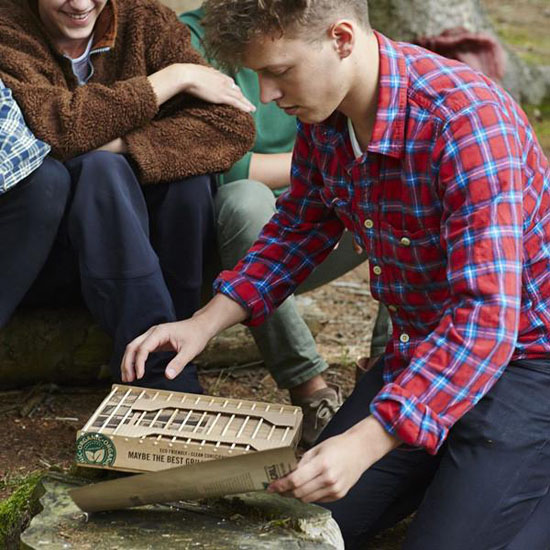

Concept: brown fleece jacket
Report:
left=0, top=0, right=255, bottom=184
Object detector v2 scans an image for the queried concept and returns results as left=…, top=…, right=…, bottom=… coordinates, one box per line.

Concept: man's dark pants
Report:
left=318, top=359, right=550, bottom=549
left=0, top=151, right=215, bottom=393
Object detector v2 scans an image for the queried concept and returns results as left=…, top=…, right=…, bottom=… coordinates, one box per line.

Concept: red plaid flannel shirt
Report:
left=214, top=32, right=550, bottom=454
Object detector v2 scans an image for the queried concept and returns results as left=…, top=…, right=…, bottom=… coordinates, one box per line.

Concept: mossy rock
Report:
left=0, top=472, right=44, bottom=549
left=20, top=475, right=344, bottom=549
left=161, top=0, right=202, bottom=13
left=0, top=309, right=112, bottom=389
left=525, top=98, right=550, bottom=153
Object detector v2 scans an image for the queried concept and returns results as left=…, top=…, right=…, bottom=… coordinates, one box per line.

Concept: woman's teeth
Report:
left=65, top=12, right=90, bottom=20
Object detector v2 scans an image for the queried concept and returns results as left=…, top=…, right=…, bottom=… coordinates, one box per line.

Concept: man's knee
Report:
left=215, top=179, right=276, bottom=238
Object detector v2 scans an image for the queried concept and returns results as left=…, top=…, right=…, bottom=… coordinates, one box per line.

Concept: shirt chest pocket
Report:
left=379, top=223, right=446, bottom=288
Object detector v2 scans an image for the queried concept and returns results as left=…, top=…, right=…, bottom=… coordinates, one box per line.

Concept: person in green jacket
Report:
left=181, top=7, right=391, bottom=447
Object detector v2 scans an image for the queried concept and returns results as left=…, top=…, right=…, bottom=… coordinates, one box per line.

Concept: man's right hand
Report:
left=148, top=64, right=256, bottom=113
left=121, top=318, right=211, bottom=383
left=121, top=293, right=249, bottom=383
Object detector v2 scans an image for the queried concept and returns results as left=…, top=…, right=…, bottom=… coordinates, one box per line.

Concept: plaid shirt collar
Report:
left=312, top=31, right=408, bottom=160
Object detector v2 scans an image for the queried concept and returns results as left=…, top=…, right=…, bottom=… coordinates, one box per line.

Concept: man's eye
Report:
left=271, top=68, right=290, bottom=77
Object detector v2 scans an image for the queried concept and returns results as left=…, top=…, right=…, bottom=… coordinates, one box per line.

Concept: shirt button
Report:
left=400, top=237, right=411, bottom=247
left=399, top=333, right=410, bottom=343
left=364, top=219, right=374, bottom=229
left=388, top=305, right=397, bottom=312
left=373, top=266, right=382, bottom=276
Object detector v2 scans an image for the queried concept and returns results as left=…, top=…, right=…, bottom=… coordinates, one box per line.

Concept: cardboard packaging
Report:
left=75, top=384, right=303, bottom=474
left=71, top=446, right=298, bottom=512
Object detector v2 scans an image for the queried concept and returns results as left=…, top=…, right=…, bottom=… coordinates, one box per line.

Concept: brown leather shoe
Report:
left=293, top=384, right=343, bottom=449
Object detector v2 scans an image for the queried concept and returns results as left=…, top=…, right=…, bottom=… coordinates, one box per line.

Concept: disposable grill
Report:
left=76, top=384, right=303, bottom=473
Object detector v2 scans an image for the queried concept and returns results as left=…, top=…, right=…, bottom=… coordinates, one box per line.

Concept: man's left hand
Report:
left=268, top=415, right=400, bottom=503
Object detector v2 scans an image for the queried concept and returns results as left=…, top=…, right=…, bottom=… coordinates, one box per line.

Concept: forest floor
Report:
left=0, top=263, right=375, bottom=501
left=1, top=0, right=549, bottom=548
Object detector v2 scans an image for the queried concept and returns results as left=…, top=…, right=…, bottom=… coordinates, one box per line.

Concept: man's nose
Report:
left=258, top=74, right=283, bottom=104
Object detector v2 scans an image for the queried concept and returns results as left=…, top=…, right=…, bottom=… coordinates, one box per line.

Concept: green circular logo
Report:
left=76, top=433, right=117, bottom=466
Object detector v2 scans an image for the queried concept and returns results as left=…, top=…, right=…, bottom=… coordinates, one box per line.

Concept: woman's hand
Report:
left=148, top=63, right=256, bottom=113
left=95, top=137, right=128, bottom=154
left=180, top=64, right=256, bottom=112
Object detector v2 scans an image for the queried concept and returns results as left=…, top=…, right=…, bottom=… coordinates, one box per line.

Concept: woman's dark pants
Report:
left=0, top=152, right=215, bottom=393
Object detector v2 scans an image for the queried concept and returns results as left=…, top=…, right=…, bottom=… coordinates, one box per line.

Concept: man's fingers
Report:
left=288, top=478, right=326, bottom=502
left=120, top=319, right=212, bottom=385
left=164, top=351, right=193, bottom=380
left=267, top=444, right=351, bottom=502
left=272, top=466, right=348, bottom=503
left=121, top=347, right=134, bottom=383
left=121, top=325, right=176, bottom=382
left=268, top=454, right=323, bottom=494
left=132, top=326, right=173, bottom=379
left=300, top=487, right=341, bottom=503
left=121, top=327, right=156, bottom=382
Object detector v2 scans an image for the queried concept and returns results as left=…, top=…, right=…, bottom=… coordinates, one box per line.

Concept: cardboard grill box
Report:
left=76, top=384, right=303, bottom=473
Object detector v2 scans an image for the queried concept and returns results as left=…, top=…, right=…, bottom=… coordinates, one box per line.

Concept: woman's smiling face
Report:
left=37, top=0, right=108, bottom=57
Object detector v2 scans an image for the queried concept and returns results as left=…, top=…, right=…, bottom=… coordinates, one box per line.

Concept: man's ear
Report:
left=328, top=20, right=355, bottom=59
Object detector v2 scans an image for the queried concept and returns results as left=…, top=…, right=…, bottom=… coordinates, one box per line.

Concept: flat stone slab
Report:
left=21, top=475, right=343, bottom=550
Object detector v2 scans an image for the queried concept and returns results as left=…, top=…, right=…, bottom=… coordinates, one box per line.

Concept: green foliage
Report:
left=0, top=472, right=43, bottom=549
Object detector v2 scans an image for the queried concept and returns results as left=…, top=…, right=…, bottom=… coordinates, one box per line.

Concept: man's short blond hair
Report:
left=202, top=0, right=370, bottom=70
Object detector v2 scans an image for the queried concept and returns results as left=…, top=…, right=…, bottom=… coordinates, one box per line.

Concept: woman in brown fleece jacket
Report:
left=0, top=0, right=255, bottom=393
left=0, top=0, right=255, bottom=183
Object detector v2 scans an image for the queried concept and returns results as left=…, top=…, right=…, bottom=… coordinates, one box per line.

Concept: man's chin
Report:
left=296, top=111, right=319, bottom=124
left=296, top=108, right=334, bottom=125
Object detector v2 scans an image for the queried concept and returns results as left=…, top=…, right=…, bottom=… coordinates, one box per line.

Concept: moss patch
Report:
left=496, top=26, right=550, bottom=66
left=483, top=0, right=550, bottom=67
left=524, top=99, right=550, bottom=155
left=0, top=472, right=43, bottom=549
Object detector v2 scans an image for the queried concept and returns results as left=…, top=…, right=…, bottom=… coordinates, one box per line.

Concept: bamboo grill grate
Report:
left=81, top=384, right=302, bottom=453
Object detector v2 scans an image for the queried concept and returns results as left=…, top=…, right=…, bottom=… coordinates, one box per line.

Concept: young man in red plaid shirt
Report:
left=122, top=1, right=550, bottom=547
